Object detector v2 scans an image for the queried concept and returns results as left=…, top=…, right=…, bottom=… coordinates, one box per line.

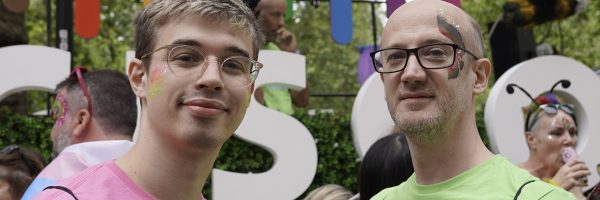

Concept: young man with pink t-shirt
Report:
left=34, top=0, right=264, bottom=199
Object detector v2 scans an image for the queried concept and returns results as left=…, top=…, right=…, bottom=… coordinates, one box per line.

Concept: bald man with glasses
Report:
left=370, top=0, right=575, bottom=199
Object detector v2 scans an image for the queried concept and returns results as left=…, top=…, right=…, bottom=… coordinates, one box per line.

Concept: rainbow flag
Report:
left=21, top=140, right=133, bottom=200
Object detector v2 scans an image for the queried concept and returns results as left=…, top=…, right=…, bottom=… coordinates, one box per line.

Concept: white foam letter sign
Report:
left=212, top=50, right=318, bottom=199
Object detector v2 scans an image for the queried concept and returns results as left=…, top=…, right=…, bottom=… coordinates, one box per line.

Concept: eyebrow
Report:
left=384, top=38, right=452, bottom=49
left=170, top=39, right=250, bottom=58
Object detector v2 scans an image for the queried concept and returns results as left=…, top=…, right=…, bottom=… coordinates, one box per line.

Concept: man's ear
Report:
left=71, top=109, right=91, bottom=140
left=128, top=58, right=147, bottom=99
left=472, top=58, right=491, bottom=95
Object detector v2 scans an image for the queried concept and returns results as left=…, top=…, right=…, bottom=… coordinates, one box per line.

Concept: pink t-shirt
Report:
left=32, top=161, right=205, bottom=200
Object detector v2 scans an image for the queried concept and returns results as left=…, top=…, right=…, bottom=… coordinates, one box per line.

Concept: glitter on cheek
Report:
left=53, top=94, right=69, bottom=128
left=148, top=64, right=169, bottom=98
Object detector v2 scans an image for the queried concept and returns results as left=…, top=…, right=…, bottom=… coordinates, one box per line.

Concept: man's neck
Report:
left=116, top=125, right=217, bottom=200
left=408, top=113, right=493, bottom=185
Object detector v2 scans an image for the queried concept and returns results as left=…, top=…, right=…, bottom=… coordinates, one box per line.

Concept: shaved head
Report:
left=383, top=0, right=483, bottom=58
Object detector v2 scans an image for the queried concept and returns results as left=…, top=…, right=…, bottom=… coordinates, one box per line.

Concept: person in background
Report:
left=0, top=145, right=45, bottom=200
left=244, top=0, right=309, bottom=115
left=304, top=184, right=353, bottom=200
left=357, top=133, right=413, bottom=200
left=22, top=69, right=137, bottom=200
left=370, top=0, right=574, bottom=199
left=0, top=165, right=31, bottom=200
left=518, top=91, right=591, bottom=200
left=34, top=0, right=264, bottom=199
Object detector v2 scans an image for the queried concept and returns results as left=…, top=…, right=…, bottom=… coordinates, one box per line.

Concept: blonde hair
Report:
left=134, top=0, right=265, bottom=63
left=304, top=184, right=353, bottom=200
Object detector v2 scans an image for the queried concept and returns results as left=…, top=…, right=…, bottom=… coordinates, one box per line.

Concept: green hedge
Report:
left=0, top=106, right=53, bottom=160
left=0, top=106, right=490, bottom=199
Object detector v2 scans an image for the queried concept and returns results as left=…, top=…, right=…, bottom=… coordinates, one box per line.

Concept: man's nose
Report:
left=195, top=60, right=225, bottom=90
left=401, top=54, right=427, bottom=83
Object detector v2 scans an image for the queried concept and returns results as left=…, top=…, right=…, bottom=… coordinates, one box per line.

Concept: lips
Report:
left=181, top=98, right=227, bottom=117
left=400, top=92, right=434, bottom=100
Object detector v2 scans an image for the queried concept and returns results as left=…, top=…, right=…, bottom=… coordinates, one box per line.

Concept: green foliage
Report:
left=295, top=111, right=358, bottom=195
left=0, top=106, right=54, bottom=161
left=200, top=111, right=358, bottom=199
left=26, top=0, right=140, bottom=71
left=1, top=106, right=358, bottom=199
left=289, top=2, right=384, bottom=113
left=463, top=0, right=600, bottom=73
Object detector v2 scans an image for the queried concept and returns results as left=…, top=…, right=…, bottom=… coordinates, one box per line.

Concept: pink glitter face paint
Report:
left=148, top=64, right=169, bottom=98
left=437, top=9, right=465, bottom=80
left=52, top=94, right=69, bottom=128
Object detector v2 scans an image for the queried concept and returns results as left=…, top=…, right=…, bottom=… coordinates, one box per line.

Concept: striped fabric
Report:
left=21, top=140, right=133, bottom=200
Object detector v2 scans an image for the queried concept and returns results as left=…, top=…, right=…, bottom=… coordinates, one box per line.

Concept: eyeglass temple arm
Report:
left=550, top=79, right=571, bottom=93
left=506, top=83, right=536, bottom=105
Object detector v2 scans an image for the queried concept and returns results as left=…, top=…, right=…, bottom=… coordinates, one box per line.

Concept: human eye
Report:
left=422, top=46, right=450, bottom=58
left=569, top=128, right=578, bottom=137
left=549, top=130, right=562, bottom=137
left=169, top=47, right=203, bottom=67
left=222, top=58, right=250, bottom=74
left=384, top=50, right=406, bottom=62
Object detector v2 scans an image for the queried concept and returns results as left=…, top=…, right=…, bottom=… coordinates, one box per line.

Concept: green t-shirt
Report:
left=371, top=155, right=575, bottom=200
left=262, top=42, right=294, bottom=115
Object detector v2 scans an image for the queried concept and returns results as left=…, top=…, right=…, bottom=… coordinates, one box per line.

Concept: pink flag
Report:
left=21, top=140, right=133, bottom=200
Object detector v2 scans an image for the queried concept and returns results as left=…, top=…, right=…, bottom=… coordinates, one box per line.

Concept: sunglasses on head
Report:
left=525, top=104, right=575, bottom=131
left=71, top=67, right=92, bottom=115
left=505, top=80, right=575, bottom=132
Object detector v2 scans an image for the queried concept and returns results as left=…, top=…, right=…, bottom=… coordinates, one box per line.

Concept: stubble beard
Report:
left=52, top=130, right=71, bottom=158
left=391, top=93, right=462, bottom=145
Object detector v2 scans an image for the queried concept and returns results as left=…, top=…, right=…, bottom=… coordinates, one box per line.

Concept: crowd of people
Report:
left=1, top=0, right=599, bottom=199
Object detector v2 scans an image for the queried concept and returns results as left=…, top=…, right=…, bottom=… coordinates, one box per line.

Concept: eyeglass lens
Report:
left=167, top=46, right=258, bottom=88
left=374, top=44, right=455, bottom=72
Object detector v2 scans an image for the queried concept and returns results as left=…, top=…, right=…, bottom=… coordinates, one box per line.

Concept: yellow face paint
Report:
left=148, top=64, right=169, bottom=98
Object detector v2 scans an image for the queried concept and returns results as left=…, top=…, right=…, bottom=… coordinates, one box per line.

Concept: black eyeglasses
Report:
left=370, top=43, right=479, bottom=73
left=1, top=145, right=38, bottom=176
left=525, top=104, right=575, bottom=131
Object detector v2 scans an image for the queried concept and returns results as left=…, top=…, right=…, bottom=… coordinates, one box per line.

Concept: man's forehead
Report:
left=381, top=26, right=452, bottom=48
left=157, top=16, right=254, bottom=57
left=382, top=2, right=466, bottom=48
